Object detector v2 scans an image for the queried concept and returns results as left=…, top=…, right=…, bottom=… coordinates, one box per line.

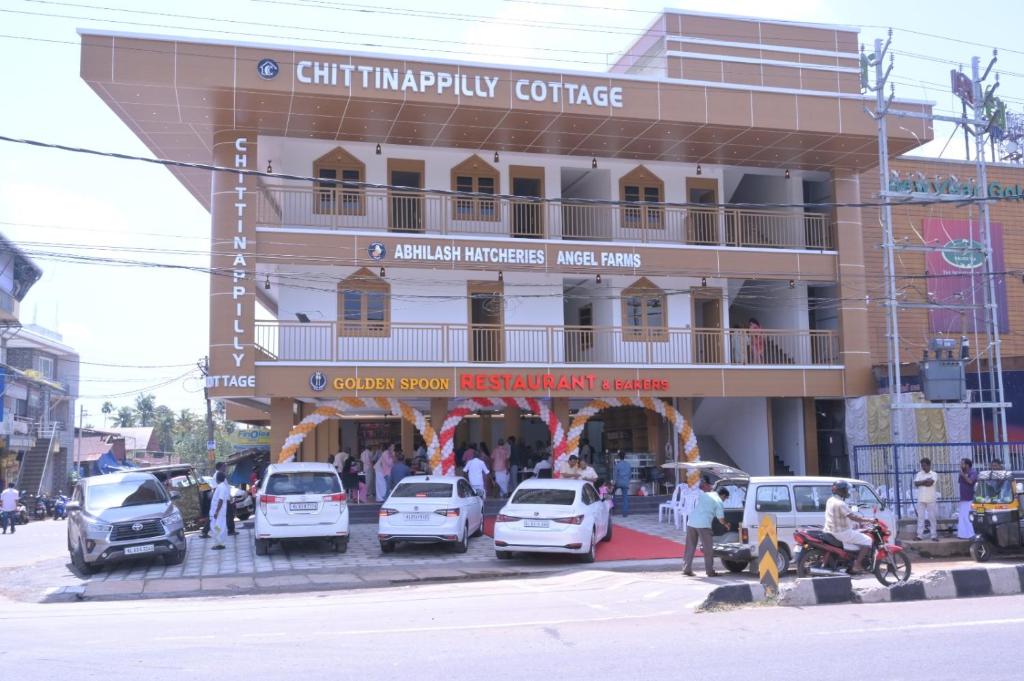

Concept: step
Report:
left=901, top=537, right=971, bottom=558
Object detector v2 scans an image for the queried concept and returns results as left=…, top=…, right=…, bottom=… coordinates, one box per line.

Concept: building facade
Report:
left=80, top=11, right=932, bottom=477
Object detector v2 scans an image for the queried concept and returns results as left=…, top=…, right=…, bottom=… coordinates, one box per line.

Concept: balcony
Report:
left=256, top=185, right=835, bottom=251
left=254, top=321, right=840, bottom=367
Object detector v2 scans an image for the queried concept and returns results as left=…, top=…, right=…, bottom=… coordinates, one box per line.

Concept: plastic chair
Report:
left=658, top=484, right=683, bottom=524
left=677, top=488, right=701, bottom=530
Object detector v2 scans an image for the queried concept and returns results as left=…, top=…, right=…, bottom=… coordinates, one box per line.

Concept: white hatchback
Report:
left=378, top=475, right=484, bottom=553
left=253, top=463, right=349, bottom=555
left=494, top=478, right=611, bottom=562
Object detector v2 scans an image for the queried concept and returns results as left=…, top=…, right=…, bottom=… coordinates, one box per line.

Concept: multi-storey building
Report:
left=80, top=10, right=932, bottom=477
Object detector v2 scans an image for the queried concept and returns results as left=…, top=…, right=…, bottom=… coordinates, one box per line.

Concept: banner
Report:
left=923, top=218, right=1009, bottom=334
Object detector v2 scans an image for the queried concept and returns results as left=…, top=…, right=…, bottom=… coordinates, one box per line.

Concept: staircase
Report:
left=772, top=454, right=795, bottom=476
left=17, top=439, right=52, bottom=494
left=695, top=435, right=740, bottom=470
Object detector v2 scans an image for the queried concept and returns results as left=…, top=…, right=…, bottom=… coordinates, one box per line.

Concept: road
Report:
left=2, top=568, right=1021, bottom=680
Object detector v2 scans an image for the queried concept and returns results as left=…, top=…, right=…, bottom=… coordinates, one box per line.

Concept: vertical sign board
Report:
left=758, top=514, right=780, bottom=594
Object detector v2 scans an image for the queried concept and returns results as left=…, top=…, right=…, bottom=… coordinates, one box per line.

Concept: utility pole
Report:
left=198, top=356, right=216, bottom=470
left=75, top=405, right=85, bottom=479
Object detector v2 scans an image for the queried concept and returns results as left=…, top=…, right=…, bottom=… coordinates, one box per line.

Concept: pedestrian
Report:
left=990, top=459, right=1005, bottom=472
left=209, top=471, right=231, bottom=550
left=577, top=458, right=598, bottom=483
left=492, top=438, right=511, bottom=497
left=1, top=481, right=19, bottom=534
left=341, top=451, right=360, bottom=501
left=507, top=435, right=522, bottom=483
left=389, top=453, right=411, bottom=490
left=958, top=458, right=979, bottom=539
left=333, top=450, right=346, bottom=477
left=612, top=450, right=633, bottom=517
left=463, top=450, right=490, bottom=498
left=215, top=461, right=236, bottom=536
left=559, top=454, right=582, bottom=479
left=360, top=446, right=375, bottom=502
left=596, top=477, right=613, bottom=512
left=682, top=479, right=730, bottom=577
left=579, top=438, right=593, bottom=464
left=375, top=446, right=394, bottom=502
left=532, top=456, right=552, bottom=478
left=914, top=457, right=939, bottom=542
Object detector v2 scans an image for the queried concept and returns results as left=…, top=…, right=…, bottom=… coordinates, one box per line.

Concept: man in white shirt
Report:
left=1, top=482, right=19, bottom=534
left=577, top=460, right=598, bottom=483
left=209, top=472, right=231, bottom=550
left=914, top=457, right=939, bottom=541
left=463, top=452, right=490, bottom=499
left=532, top=458, right=552, bottom=478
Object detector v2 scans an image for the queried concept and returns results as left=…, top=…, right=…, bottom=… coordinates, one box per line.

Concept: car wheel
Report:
left=496, top=550, right=512, bottom=560
left=254, top=538, right=270, bottom=556
left=776, top=545, right=791, bottom=574
left=452, top=524, right=469, bottom=553
left=723, top=559, right=749, bottom=573
left=380, top=541, right=395, bottom=554
left=334, top=537, right=348, bottom=554
left=602, top=517, right=613, bottom=542
left=164, top=548, right=186, bottom=566
left=471, top=518, right=484, bottom=538
left=72, top=542, right=99, bottom=575
left=579, top=530, right=597, bottom=563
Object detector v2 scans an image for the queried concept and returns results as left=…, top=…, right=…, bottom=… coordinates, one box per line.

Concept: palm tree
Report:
left=112, top=406, right=136, bottom=427
left=101, top=401, right=114, bottom=427
left=134, top=393, right=157, bottom=427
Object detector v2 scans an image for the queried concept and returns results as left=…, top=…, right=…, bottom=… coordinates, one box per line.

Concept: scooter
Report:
left=52, top=494, right=69, bottom=520
left=15, top=501, right=29, bottom=525
left=33, top=494, right=48, bottom=520
left=793, top=519, right=911, bottom=587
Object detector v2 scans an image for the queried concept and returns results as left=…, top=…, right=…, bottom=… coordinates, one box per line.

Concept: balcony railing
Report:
left=254, top=321, right=840, bottom=367
left=256, top=185, right=835, bottom=251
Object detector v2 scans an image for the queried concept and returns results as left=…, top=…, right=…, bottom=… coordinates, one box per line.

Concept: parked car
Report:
left=140, top=464, right=209, bottom=531
left=378, top=475, right=484, bottom=553
left=493, top=478, right=611, bottom=562
left=66, top=471, right=187, bottom=574
left=710, top=471, right=897, bottom=575
left=253, top=463, right=349, bottom=555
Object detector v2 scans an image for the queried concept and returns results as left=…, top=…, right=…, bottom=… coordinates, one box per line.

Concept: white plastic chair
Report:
left=677, top=487, right=701, bottom=530
left=658, top=484, right=683, bottom=524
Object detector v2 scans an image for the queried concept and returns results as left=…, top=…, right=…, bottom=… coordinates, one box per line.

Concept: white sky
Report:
left=0, top=0, right=1022, bottom=425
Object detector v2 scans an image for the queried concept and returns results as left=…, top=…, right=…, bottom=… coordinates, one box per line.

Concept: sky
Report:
left=0, top=0, right=1022, bottom=427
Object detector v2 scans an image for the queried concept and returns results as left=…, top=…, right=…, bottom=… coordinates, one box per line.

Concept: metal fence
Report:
left=852, top=442, right=1024, bottom=520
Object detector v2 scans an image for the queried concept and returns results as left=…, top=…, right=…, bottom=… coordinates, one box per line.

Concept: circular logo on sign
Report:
left=257, top=58, right=280, bottom=80
left=367, top=242, right=387, bottom=261
left=309, top=371, right=327, bottom=392
left=941, top=238, right=985, bottom=269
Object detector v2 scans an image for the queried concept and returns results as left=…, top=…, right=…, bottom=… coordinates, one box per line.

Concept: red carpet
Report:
left=483, top=517, right=694, bottom=562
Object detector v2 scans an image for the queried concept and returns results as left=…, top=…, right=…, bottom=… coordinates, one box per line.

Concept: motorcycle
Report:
left=793, top=519, right=911, bottom=587
left=52, top=494, right=69, bottom=520
left=33, top=494, right=48, bottom=520
left=15, top=501, right=29, bottom=525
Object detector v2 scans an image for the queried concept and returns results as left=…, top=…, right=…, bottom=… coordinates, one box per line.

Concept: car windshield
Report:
left=975, top=478, right=1014, bottom=504
left=86, top=478, right=167, bottom=512
left=511, top=488, right=577, bottom=505
left=266, top=472, right=341, bottom=496
left=391, top=482, right=452, bottom=498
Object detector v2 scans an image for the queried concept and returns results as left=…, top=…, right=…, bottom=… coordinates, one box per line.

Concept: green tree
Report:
left=101, top=401, right=114, bottom=426
left=134, top=393, right=157, bottom=427
left=152, top=405, right=176, bottom=453
left=112, top=406, right=136, bottom=427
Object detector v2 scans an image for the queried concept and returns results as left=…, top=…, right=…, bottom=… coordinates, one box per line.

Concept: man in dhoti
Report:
left=209, top=471, right=231, bottom=550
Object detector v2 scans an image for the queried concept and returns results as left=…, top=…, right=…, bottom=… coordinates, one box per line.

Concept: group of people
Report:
left=331, top=444, right=430, bottom=504
left=912, top=456, right=1002, bottom=542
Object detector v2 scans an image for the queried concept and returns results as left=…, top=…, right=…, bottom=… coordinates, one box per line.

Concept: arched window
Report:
left=621, top=277, right=667, bottom=341
left=314, top=147, right=366, bottom=216
left=337, top=268, right=389, bottom=337
left=451, top=154, right=499, bottom=221
left=619, top=165, right=664, bottom=230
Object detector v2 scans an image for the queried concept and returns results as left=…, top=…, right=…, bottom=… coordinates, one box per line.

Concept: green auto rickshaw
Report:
left=969, top=469, right=1024, bottom=562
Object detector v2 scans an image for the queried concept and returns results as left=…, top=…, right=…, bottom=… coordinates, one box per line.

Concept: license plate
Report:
left=124, top=544, right=155, bottom=555
left=524, top=519, right=549, bottom=528
left=289, top=502, right=318, bottom=512
left=404, top=513, right=429, bottom=521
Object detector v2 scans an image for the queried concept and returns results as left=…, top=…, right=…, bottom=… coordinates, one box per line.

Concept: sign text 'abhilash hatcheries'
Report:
left=296, top=61, right=624, bottom=109
left=391, top=243, right=641, bottom=268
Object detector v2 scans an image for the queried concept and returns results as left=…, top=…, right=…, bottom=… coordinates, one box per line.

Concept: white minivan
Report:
left=253, top=463, right=349, bottom=555
left=701, top=466, right=895, bottom=575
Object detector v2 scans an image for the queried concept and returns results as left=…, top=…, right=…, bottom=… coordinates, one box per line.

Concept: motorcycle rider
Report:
left=824, top=480, right=875, bottom=574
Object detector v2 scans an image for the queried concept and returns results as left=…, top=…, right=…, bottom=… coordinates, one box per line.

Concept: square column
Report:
left=270, top=398, right=294, bottom=462
left=833, top=171, right=873, bottom=395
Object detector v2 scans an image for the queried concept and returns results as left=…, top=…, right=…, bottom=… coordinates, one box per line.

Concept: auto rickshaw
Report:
left=969, top=469, right=1024, bottom=562
left=138, top=463, right=211, bottom=532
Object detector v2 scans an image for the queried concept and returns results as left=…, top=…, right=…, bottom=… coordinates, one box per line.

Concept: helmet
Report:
left=831, top=480, right=850, bottom=498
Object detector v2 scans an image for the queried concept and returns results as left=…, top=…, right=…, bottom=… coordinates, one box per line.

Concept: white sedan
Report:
left=378, top=475, right=484, bottom=554
left=493, top=478, right=611, bottom=562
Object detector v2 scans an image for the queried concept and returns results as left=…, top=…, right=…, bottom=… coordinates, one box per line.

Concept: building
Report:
left=0, top=236, right=80, bottom=493
left=79, top=11, right=933, bottom=477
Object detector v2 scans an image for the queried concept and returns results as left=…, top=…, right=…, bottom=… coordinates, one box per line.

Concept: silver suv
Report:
left=67, top=471, right=187, bottom=574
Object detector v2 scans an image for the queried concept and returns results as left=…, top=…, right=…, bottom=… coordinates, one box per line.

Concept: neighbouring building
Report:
left=79, top=10, right=933, bottom=479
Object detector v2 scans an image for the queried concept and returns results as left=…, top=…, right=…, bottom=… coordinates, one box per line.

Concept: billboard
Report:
left=924, top=218, right=1009, bottom=335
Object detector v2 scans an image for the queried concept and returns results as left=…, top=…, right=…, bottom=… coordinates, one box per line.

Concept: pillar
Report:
left=766, top=398, right=776, bottom=475
left=208, top=130, right=258, bottom=401
left=269, top=398, right=294, bottom=462
left=803, top=397, right=820, bottom=475
left=300, top=402, right=317, bottom=463
left=647, top=409, right=665, bottom=464
left=552, top=398, right=570, bottom=463
left=401, top=417, right=414, bottom=455
left=504, top=405, right=522, bottom=443
left=328, top=419, right=340, bottom=458
left=833, top=171, right=873, bottom=395
left=480, top=413, right=493, bottom=449
left=316, top=412, right=331, bottom=463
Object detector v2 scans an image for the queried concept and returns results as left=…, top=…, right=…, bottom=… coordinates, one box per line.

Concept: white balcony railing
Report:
left=254, top=321, right=840, bottom=367
left=256, top=185, right=835, bottom=251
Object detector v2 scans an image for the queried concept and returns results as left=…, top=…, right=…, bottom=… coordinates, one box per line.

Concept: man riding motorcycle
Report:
left=823, top=480, right=874, bottom=574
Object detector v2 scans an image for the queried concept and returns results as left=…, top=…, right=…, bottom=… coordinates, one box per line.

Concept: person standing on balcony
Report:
left=748, top=318, right=765, bottom=364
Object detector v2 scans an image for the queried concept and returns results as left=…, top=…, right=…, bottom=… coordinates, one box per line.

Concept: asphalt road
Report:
left=2, top=568, right=1022, bottom=681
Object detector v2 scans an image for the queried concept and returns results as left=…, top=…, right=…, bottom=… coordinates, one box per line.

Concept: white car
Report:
left=378, top=475, right=484, bottom=553
left=253, top=463, right=349, bottom=555
left=494, top=478, right=611, bottom=562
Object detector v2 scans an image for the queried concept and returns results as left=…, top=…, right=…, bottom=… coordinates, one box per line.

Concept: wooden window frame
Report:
left=467, top=281, right=504, bottom=363
left=451, top=154, right=499, bottom=222
left=619, top=165, right=665, bottom=230
left=509, top=165, right=546, bottom=238
left=387, top=158, right=425, bottom=233
left=313, top=147, right=366, bottom=216
left=337, top=268, right=390, bottom=337
left=621, top=277, right=668, bottom=342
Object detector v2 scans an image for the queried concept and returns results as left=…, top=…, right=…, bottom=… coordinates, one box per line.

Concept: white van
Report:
left=696, top=466, right=895, bottom=575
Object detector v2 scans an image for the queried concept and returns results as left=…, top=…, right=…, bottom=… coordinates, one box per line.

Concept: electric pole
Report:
left=198, top=356, right=216, bottom=470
